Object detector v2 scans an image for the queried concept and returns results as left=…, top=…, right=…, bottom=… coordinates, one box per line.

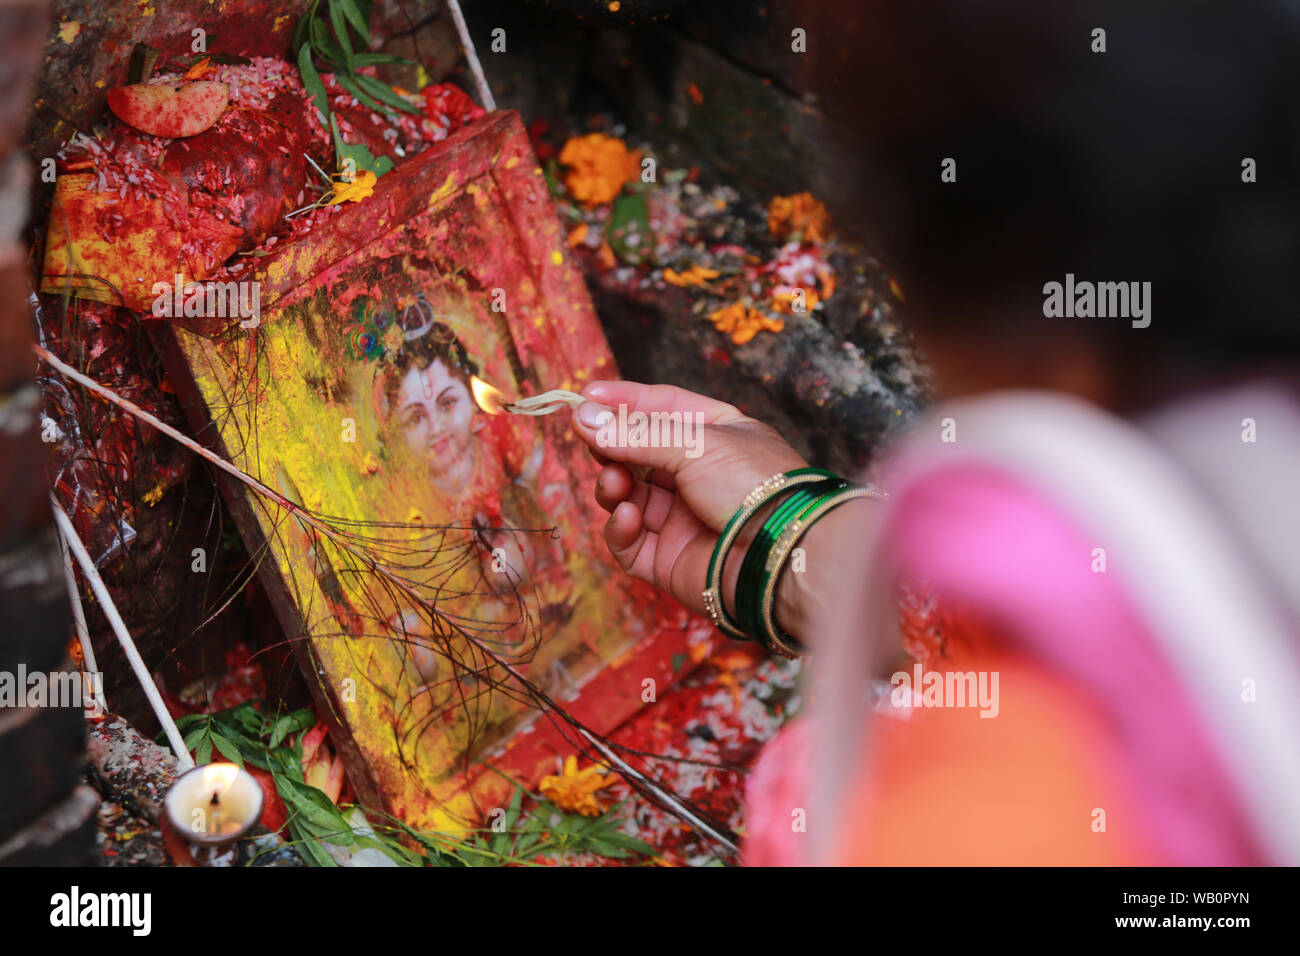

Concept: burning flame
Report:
left=200, top=762, right=240, bottom=800
left=470, top=375, right=508, bottom=414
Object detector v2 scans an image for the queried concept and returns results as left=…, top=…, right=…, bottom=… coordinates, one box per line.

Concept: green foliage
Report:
left=292, top=0, right=418, bottom=177
left=330, top=113, right=393, bottom=178
left=606, top=193, right=651, bottom=265
left=392, top=786, right=656, bottom=866
left=172, top=704, right=357, bottom=866
left=367, top=786, right=658, bottom=867
left=169, top=708, right=657, bottom=866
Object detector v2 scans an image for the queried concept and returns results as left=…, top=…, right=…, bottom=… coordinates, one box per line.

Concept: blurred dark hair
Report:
left=804, top=0, right=1300, bottom=367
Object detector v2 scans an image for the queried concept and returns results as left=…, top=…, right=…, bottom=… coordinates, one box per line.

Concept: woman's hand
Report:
left=569, top=381, right=816, bottom=635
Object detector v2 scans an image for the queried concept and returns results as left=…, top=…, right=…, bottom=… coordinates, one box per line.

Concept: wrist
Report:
left=772, top=496, right=875, bottom=647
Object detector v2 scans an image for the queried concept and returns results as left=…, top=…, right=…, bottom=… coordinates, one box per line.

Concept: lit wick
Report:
left=471, top=375, right=585, bottom=417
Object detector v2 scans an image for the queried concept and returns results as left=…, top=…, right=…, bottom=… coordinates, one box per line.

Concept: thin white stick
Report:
left=302, top=151, right=333, bottom=185
left=51, top=502, right=194, bottom=770
left=56, top=530, right=107, bottom=716
left=578, top=727, right=740, bottom=855
left=446, top=0, right=497, bottom=112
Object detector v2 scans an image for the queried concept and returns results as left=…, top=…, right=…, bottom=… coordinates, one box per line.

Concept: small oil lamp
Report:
left=164, top=762, right=264, bottom=845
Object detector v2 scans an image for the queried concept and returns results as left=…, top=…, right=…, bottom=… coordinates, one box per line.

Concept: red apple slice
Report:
left=106, top=80, right=230, bottom=138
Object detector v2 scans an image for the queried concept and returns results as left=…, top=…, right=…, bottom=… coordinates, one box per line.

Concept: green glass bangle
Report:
left=743, top=480, right=851, bottom=655
left=740, top=484, right=830, bottom=636
left=751, top=485, right=846, bottom=656
left=702, top=467, right=837, bottom=640
left=735, top=479, right=845, bottom=641
left=735, top=487, right=812, bottom=638
left=757, top=484, right=887, bottom=657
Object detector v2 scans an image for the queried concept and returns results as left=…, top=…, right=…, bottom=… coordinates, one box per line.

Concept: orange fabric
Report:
left=832, top=648, right=1163, bottom=866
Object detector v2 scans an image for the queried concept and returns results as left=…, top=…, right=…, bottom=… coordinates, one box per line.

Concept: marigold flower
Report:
left=771, top=285, right=821, bottom=313
left=820, top=270, right=836, bottom=300
left=767, top=191, right=832, bottom=244
left=539, top=755, right=617, bottom=817
left=707, top=301, right=785, bottom=345
left=325, top=169, right=377, bottom=205
left=184, top=57, right=214, bottom=80
left=597, top=240, right=618, bottom=270
left=558, top=133, right=641, bottom=205
left=662, top=265, right=720, bottom=287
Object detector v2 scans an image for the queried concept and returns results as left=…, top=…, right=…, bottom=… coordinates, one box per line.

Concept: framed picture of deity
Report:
left=154, top=110, right=713, bottom=830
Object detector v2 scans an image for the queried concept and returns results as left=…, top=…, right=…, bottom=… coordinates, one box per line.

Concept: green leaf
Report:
left=331, top=69, right=384, bottom=112
left=671, top=652, right=687, bottom=672
left=581, top=836, right=631, bottom=858
left=268, top=711, right=314, bottom=748
left=606, top=193, right=651, bottom=265
left=353, top=53, right=409, bottom=66
left=328, top=0, right=354, bottom=70
left=275, top=775, right=354, bottom=844
left=355, top=73, right=422, bottom=115
left=513, top=832, right=542, bottom=859
left=209, top=733, right=244, bottom=767
left=292, top=0, right=320, bottom=55
left=505, top=786, right=524, bottom=831
left=225, top=702, right=263, bottom=733
left=195, top=735, right=213, bottom=765
left=597, top=831, right=657, bottom=856
left=355, top=833, right=422, bottom=866
left=337, top=0, right=371, bottom=45
left=315, top=36, right=348, bottom=68
left=268, top=715, right=294, bottom=749
left=298, top=43, right=332, bottom=125
left=174, top=714, right=208, bottom=735
left=182, top=726, right=209, bottom=752
left=329, top=113, right=394, bottom=177
left=208, top=720, right=264, bottom=762
left=289, top=826, right=338, bottom=867
left=543, top=159, right=564, bottom=197
left=489, top=826, right=511, bottom=858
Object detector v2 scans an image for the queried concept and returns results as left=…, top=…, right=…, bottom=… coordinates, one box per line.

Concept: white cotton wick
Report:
left=503, top=389, right=587, bottom=416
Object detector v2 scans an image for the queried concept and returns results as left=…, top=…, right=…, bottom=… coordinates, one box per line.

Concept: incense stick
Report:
left=53, top=501, right=194, bottom=770
left=503, top=389, right=586, bottom=416
left=56, top=530, right=107, bottom=717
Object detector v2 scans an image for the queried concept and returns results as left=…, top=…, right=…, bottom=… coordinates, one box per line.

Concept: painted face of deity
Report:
left=396, top=358, right=481, bottom=495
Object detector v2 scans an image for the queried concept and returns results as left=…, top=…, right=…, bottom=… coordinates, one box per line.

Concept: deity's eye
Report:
left=401, top=406, right=426, bottom=428
left=439, top=394, right=459, bottom=413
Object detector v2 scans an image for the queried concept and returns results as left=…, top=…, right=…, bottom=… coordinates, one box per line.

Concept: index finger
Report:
left=581, top=380, right=749, bottom=425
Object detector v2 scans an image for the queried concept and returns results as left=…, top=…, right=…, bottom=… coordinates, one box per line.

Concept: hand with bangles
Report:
left=568, top=380, right=874, bottom=654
